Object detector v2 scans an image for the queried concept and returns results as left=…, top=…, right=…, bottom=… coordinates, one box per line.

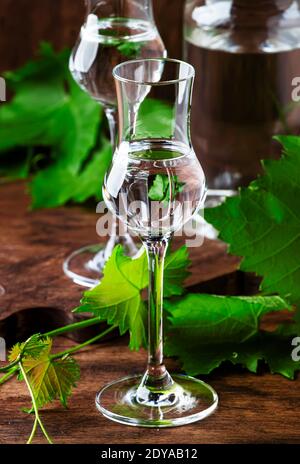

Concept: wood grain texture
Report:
left=0, top=0, right=185, bottom=73
left=0, top=336, right=299, bottom=444
left=0, top=181, right=299, bottom=444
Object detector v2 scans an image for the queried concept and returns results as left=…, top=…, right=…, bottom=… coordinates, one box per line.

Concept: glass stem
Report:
left=104, top=106, right=118, bottom=152
left=146, top=238, right=167, bottom=371
left=137, top=238, right=174, bottom=403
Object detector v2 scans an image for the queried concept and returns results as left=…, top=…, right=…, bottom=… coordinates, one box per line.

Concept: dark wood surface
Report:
left=0, top=181, right=299, bottom=444
left=0, top=336, right=299, bottom=444
left=0, top=0, right=185, bottom=73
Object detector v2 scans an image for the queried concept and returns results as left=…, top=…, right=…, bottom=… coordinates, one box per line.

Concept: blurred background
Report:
left=2, top=0, right=300, bottom=204
left=0, top=0, right=184, bottom=72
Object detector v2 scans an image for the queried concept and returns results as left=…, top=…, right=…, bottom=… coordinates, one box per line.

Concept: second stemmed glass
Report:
left=64, top=0, right=166, bottom=287
left=96, top=58, right=218, bottom=427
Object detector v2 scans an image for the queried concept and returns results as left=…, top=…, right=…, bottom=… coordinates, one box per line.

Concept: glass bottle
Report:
left=184, top=0, right=300, bottom=203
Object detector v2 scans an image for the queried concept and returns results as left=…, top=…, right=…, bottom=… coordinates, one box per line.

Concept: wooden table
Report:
left=0, top=182, right=299, bottom=444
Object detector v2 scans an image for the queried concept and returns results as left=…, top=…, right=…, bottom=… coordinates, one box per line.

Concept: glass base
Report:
left=63, top=244, right=106, bottom=288
left=96, top=374, right=218, bottom=428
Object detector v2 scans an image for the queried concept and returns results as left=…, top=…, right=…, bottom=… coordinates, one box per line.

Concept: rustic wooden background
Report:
left=0, top=0, right=184, bottom=73
left=0, top=181, right=299, bottom=445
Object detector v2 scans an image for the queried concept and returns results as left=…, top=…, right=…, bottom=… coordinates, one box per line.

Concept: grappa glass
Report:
left=64, top=0, right=166, bottom=287
left=96, top=58, right=218, bottom=427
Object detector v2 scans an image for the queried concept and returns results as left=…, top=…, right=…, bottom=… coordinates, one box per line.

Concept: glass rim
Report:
left=112, top=58, right=195, bottom=86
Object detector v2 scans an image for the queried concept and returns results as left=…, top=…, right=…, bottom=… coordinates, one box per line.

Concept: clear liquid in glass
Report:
left=70, top=16, right=166, bottom=106
left=103, top=140, right=206, bottom=239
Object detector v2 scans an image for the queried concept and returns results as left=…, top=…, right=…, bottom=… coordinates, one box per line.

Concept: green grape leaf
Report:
left=148, top=174, right=185, bottom=202
left=30, top=143, right=112, bottom=208
left=74, top=246, right=148, bottom=351
left=164, top=245, right=190, bottom=297
left=9, top=335, right=80, bottom=408
left=74, top=244, right=190, bottom=350
left=0, top=46, right=180, bottom=208
left=148, top=174, right=167, bottom=201
left=117, top=41, right=145, bottom=58
left=165, top=293, right=294, bottom=377
left=205, top=135, right=300, bottom=307
left=135, top=99, right=174, bottom=139
left=9, top=334, right=49, bottom=362
left=30, top=166, right=82, bottom=209
left=165, top=332, right=300, bottom=380
left=4, top=44, right=101, bottom=173
left=71, top=143, right=112, bottom=204
left=0, top=45, right=68, bottom=152
left=50, top=76, right=101, bottom=174
left=0, top=43, right=102, bottom=208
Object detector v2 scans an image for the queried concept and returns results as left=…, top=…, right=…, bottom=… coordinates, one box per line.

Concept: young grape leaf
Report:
left=74, top=244, right=190, bottom=350
left=23, top=353, right=80, bottom=409
left=205, top=135, right=300, bottom=307
left=165, top=294, right=294, bottom=377
left=9, top=334, right=49, bottom=362
left=9, top=335, right=80, bottom=407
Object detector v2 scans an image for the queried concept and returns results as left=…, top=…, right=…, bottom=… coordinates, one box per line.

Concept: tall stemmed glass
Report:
left=64, top=0, right=166, bottom=287
left=97, top=58, right=218, bottom=427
